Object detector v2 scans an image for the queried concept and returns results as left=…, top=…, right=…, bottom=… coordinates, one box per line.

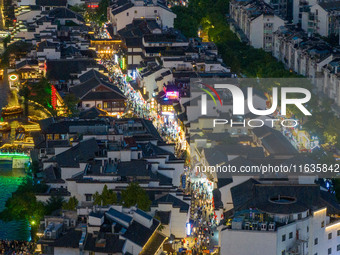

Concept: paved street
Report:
left=0, top=0, right=5, bottom=30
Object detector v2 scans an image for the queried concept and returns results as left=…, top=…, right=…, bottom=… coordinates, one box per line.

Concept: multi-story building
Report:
left=219, top=179, right=340, bottom=255
left=108, top=0, right=176, bottom=35
left=136, top=62, right=173, bottom=99
left=322, top=58, right=340, bottom=108
left=230, top=0, right=285, bottom=51
left=272, top=25, right=340, bottom=113
left=69, top=69, right=127, bottom=115
left=151, top=193, right=190, bottom=238
left=118, top=19, right=188, bottom=74
left=291, top=0, right=317, bottom=24
left=301, top=2, right=340, bottom=37
left=263, top=0, right=292, bottom=21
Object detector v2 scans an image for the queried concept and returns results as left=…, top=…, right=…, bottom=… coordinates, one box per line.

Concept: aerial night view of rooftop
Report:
left=0, top=0, right=340, bottom=254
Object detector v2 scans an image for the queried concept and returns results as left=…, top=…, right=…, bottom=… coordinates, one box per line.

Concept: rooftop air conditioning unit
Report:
left=71, top=219, right=76, bottom=227
left=268, top=222, right=275, bottom=231
left=45, top=230, right=52, bottom=238
left=64, top=219, right=70, bottom=227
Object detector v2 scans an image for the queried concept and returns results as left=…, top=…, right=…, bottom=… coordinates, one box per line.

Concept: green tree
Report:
left=93, top=191, right=102, bottom=205
left=121, top=182, right=151, bottom=211
left=0, top=41, right=32, bottom=67
left=98, top=0, right=110, bottom=19
left=84, top=0, right=108, bottom=26
left=172, top=6, right=199, bottom=38
left=19, top=78, right=57, bottom=117
left=69, top=4, right=86, bottom=13
left=154, top=213, right=165, bottom=231
left=18, top=84, right=30, bottom=117
left=101, top=185, right=117, bottom=205
left=45, top=196, right=64, bottom=215
left=31, top=160, right=40, bottom=174
left=2, top=35, right=11, bottom=48
left=93, top=185, right=117, bottom=206
left=63, top=93, right=80, bottom=117
left=30, top=78, right=52, bottom=107
left=0, top=177, right=47, bottom=223
left=62, top=196, right=79, bottom=211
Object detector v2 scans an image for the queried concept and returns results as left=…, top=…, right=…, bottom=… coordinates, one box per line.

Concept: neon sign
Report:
left=165, top=91, right=179, bottom=99
left=9, top=74, right=18, bottom=81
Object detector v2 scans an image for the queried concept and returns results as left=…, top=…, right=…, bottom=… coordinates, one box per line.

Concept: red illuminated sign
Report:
left=51, top=85, right=57, bottom=109
left=87, top=4, right=99, bottom=8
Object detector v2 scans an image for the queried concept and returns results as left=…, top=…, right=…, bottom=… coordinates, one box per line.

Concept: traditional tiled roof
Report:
left=37, top=40, right=59, bottom=52
left=231, top=179, right=340, bottom=215
left=117, top=160, right=149, bottom=177
left=252, top=126, right=298, bottom=155
left=50, top=138, right=99, bottom=167
left=70, top=76, right=125, bottom=100
left=84, top=233, right=125, bottom=253
left=152, top=194, right=190, bottom=212
left=140, top=232, right=167, bottom=255
left=48, top=7, right=85, bottom=22
left=123, top=219, right=159, bottom=247
left=46, top=58, right=101, bottom=81
left=35, top=0, right=67, bottom=6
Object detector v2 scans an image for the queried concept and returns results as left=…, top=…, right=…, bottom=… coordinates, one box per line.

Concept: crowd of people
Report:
left=187, top=178, right=217, bottom=254
left=0, top=148, right=28, bottom=153
left=0, top=240, right=34, bottom=254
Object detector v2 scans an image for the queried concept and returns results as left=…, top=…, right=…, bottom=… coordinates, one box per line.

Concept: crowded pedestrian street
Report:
left=0, top=240, right=35, bottom=255
left=184, top=171, right=219, bottom=254
left=101, top=57, right=221, bottom=254
left=101, top=59, right=187, bottom=153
